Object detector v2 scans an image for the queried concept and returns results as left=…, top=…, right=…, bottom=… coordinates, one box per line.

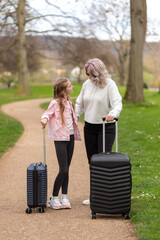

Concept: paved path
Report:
left=0, top=99, right=138, bottom=240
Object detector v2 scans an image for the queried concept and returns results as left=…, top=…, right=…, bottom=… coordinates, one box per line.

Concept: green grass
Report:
left=119, top=99, right=160, bottom=239
left=119, top=90, right=160, bottom=240
left=0, top=112, right=24, bottom=156
left=0, top=84, right=160, bottom=239
left=0, top=88, right=26, bottom=157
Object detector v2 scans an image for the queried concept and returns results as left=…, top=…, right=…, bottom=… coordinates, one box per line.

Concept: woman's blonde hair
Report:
left=84, top=58, right=111, bottom=88
left=54, top=77, right=74, bottom=126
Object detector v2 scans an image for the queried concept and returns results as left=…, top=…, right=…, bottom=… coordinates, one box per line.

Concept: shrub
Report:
left=0, top=72, right=17, bottom=88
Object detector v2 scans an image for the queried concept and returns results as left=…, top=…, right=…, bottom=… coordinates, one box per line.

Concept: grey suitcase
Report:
left=90, top=118, right=132, bottom=219
left=26, top=128, right=47, bottom=214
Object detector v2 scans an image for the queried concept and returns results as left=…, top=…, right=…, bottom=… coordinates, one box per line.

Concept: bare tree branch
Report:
left=6, top=0, right=17, bottom=10
left=45, top=0, right=72, bottom=16
left=26, top=29, right=72, bottom=34
left=25, top=13, right=81, bottom=23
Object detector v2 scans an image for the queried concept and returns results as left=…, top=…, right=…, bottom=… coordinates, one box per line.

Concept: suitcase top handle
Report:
left=102, top=117, right=118, bottom=153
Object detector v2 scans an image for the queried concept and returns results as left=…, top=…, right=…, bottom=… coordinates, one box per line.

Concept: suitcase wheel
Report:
left=91, top=212, right=96, bottom=219
left=124, top=213, right=130, bottom=220
left=39, top=207, right=45, bottom=213
left=26, top=208, right=32, bottom=214
left=122, top=212, right=131, bottom=220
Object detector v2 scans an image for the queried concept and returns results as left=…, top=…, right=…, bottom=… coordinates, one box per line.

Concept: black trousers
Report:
left=52, top=135, right=74, bottom=196
left=84, top=121, right=115, bottom=164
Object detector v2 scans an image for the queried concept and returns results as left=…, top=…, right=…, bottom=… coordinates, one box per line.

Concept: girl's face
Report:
left=65, top=80, right=73, bottom=95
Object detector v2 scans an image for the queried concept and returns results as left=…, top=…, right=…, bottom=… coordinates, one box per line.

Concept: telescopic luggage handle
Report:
left=43, top=128, right=46, bottom=165
left=102, top=117, right=118, bottom=153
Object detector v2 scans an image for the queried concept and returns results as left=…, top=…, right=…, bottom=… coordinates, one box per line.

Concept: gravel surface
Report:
left=0, top=99, right=138, bottom=240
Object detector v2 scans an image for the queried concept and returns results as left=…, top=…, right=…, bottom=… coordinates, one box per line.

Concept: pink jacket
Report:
left=41, top=98, right=81, bottom=141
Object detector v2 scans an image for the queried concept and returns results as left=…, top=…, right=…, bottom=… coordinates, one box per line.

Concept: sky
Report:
left=29, top=0, right=160, bottom=18
left=146, top=0, right=160, bottom=41
left=146, top=0, right=160, bottom=20
left=28, top=0, right=160, bottom=42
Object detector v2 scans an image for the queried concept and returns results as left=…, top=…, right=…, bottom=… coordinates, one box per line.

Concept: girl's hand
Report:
left=41, top=118, right=48, bottom=128
left=102, top=115, right=115, bottom=122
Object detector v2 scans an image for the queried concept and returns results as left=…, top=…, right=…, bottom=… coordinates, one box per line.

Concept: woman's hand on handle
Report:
left=41, top=118, right=48, bottom=128
left=102, top=115, right=115, bottom=122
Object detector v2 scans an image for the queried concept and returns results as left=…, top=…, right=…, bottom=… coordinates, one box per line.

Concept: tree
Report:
left=0, top=36, right=42, bottom=73
left=124, top=0, right=147, bottom=102
left=0, top=0, right=32, bottom=94
left=16, top=0, right=30, bottom=94
left=86, top=0, right=131, bottom=85
left=0, top=0, right=82, bottom=95
left=0, top=72, right=17, bottom=88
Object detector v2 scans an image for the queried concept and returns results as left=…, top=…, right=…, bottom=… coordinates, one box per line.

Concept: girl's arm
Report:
left=41, top=99, right=56, bottom=127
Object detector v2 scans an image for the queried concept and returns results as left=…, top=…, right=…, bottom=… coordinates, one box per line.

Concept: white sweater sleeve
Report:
left=75, top=85, right=84, bottom=119
left=108, top=81, right=122, bottom=118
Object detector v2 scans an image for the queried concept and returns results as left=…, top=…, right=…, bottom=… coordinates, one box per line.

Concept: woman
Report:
left=75, top=58, right=122, bottom=205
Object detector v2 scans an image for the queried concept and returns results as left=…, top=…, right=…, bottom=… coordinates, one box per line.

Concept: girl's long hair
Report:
left=54, top=77, right=74, bottom=126
left=85, top=58, right=111, bottom=88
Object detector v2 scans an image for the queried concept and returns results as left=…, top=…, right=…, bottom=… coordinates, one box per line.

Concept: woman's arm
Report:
left=108, top=81, right=122, bottom=118
left=75, top=86, right=84, bottom=120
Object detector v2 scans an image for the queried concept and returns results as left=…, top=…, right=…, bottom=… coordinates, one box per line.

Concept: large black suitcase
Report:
left=26, top=128, right=47, bottom=214
left=90, top=118, right=132, bottom=220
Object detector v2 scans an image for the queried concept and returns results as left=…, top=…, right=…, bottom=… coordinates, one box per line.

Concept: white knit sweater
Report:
left=75, top=78, right=122, bottom=124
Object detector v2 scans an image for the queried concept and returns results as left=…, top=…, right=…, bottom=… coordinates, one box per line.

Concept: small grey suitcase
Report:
left=90, top=118, right=132, bottom=219
left=26, top=128, right=47, bottom=214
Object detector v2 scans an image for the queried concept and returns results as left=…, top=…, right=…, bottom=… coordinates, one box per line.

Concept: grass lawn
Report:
left=0, top=84, right=160, bottom=239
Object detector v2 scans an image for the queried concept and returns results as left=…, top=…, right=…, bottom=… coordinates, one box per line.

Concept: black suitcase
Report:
left=90, top=118, right=132, bottom=220
left=26, top=128, right=47, bottom=214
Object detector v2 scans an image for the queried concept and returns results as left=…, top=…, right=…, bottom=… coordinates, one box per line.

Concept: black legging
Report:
left=52, top=135, right=74, bottom=196
left=84, top=122, right=115, bottom=164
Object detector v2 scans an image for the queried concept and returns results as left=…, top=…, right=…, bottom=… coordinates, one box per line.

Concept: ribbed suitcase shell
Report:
left=27, top=163, right=47, bottom=210
left=90, top=152, right=131, bottom=219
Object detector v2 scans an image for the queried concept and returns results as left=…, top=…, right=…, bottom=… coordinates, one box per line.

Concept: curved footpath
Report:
left=0, top=99, right=138, bottom=240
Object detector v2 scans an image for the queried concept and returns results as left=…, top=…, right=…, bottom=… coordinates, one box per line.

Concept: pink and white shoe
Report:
left=48, top=196, right=63, bottom=210
left=61, top=195, right=71, bottom=209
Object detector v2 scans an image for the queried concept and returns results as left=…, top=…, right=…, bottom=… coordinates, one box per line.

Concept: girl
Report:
left=41, top=77, right=81, bottom=210
left=75, top=58, right=122, bottom=205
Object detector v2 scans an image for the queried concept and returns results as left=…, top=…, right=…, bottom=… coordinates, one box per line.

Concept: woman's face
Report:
left=86, top=69, right=97, bottom=84
left=86, top=69, right=90, bottom=76
left=86, top=68, right=97, bottom=79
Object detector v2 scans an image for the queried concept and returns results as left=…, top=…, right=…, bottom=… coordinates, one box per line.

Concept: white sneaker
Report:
left=61, top=195, right=71, bottom=209
left=82, top=199, right=90, bottom=205
left=48, top=196, right=63, bottom=210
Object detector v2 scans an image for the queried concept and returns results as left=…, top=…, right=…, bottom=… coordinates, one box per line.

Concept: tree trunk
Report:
left=124, top=0, right=147, bottom=102
left=117, top=56, right=126, bottom=86
left=114, top=41, right=129, bottom=86
left=17, top=0, right=30, bottom=95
